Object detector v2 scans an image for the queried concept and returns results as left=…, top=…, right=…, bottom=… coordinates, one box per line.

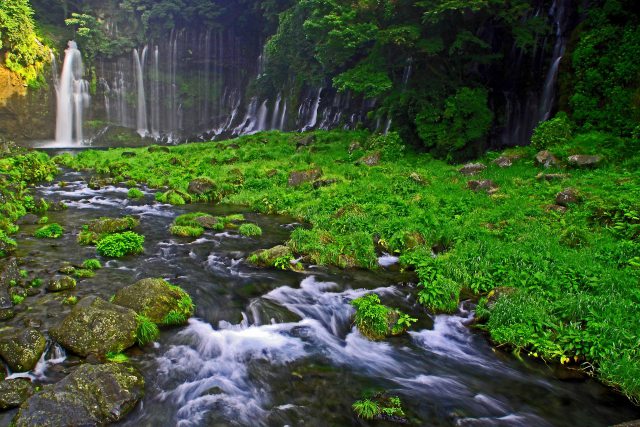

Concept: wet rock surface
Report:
left=46, top=276, right=76, bottom=292
left=0, top=328, right=46, bottom=372
left=50, top=297, right=137, bottom=357
left=13, top=363, right=145, bottom=427
left=0, top=379, right=34, bottom=410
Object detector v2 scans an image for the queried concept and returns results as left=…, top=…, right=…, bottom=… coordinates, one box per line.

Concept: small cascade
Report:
left=255, top=100, right=268, bottom=132
left=301, top=89, right=322, bottom=131
left=539, top=0, right=568, bottom=122
left=151, top=46, right=160, bottom=138
left=271, top=94, right=281, bottom=130
left=55, top=41, right=90, bottom=145
left=279, top=100, right=287, bottom=131
left=133, top=47, right=148, bottom=137
left=402, top=57, right=413, bottom=87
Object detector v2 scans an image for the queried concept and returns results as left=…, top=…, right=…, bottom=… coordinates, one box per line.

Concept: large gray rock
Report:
left=112, top=278, right=194, bottom=325
left=0, top=258, right=20, bottom=310
left=187, top=177, right=216, bottom=195
left=0, top=328, right=46, bottom=372
left=535, top=150, right=559, bottom=168
left=50, top=297, right=137, bottom=357
left=0, top=379, right=35, bottom=410
left=13, top=363, right=145, bottom=427
left=556, top=188, right=580, bottom=207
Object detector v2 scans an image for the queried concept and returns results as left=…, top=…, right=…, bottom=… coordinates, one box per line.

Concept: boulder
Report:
left=459, top=163, right=486, bottom=176
left=13, top=363, right=144, bottom=427
left=312, top=179, right=338, bottom=189
left=467, top=180, right=499, bottom=194
left=288, top=169, right=323, bottom=187
left=0, top=379, right=35, bottom=410
left=0, top=309, right=15, bottom=321
left=50, top=297, right=137, bottom=357
left=147, top=145, right=170, bottom=153
left=112, top=278, right=194, bottom=325
left=0, top=258, right=20, bottom=309
left=87, top=216, right=139, bottom=234
left=535, top=150, right=558, bottom=168
left=248, top=245, right=294, bottom=269
left=16, top=214, right=40, bottom=225
left=358, top=152, right=381, bottom=166
left=536, top=173, right=568, bottom=181
left=568, top=154, right=602, bottom=168
left=194, top=215, right=219, bottom=229
left=187, top=177, right=216, bottom=196
left=46, top=276, right=76, bottom=293
left=556, top=188, right=580, bottom=207
left=492, top=156, right=513, bottom=168
left=0, top=328, right=46, bottom=372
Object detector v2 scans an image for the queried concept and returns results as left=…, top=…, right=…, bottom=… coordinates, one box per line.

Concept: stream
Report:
left=1, top=168, right=639, bottom=427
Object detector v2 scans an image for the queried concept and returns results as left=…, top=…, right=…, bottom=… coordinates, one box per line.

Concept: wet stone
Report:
left=0, top=328, right=47, bottom=372
left=46, top=276, right=76, bottom=292
left=0, top=379, right=35, bottom=410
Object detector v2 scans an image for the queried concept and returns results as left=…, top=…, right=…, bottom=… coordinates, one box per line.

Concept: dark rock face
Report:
left=50, top=297, right=137, bottom=357
left=187, top=177, right=216, bottom=195
left=46, top=276, right=77, bottom=292
left=0, top=379, right=35, bottom=410
left=0, top=258, right=20, bottom=310
left=556, top=188, right=580, bottom=207
left=112, top=278, right=194, bottom=325
left=459, top=163, right=487, bottom=176
left=13, top=363, right=145, bottom=427
left=288, top=169, right=323, bottom=187
left=358, top=152, right=381, bottom=166
left=467, top=180, right=499, bottom=194
left=0, top=328, right=47, bottom=372
left=535, top=150, right=559, bottom=168
left=568, top=154, right=602, bottom=167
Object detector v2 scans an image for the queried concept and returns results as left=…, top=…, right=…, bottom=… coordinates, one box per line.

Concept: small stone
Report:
left=409, top=172, right=427, bottom=185
left=459, top=163, right=487, bottom=176
left=535, top=151, right=558, bottom=168
left=312, top=179, right=338, bottom=189
left=357, top=152, right=381, bottom=166
left=567, top=154, right=602, bottom=167
left=348, top=142, right=361, bottom=153
left=46, top=276, right=76, bottom=292
left=0, top=379, right=35, bottom=410
left=0, top=328, right=47, bottom=372
left=493, top=156, right=513, bottom=168
left=556, top=188, right=580, bottom=207
left=58, top=263, right=76, bottom=275
left=536, top=173, right=568, bottom=181
left=545, top=204, right=567, bottom=214
left=288, top=168, right=323, bottom=187
left=187, top=177, right=216, bottom=195
left=467, top=180, right=499, bottom=194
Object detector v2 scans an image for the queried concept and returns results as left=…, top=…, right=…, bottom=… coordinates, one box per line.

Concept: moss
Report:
left=82, top=259, right=102, bottom=270
left=127, top=188, right=144, bottom=199
left=170, top=225, right=204, bottom=238
left=33, top=223, right=63, bottom=239
left=96, top=232, right=145, bottom=258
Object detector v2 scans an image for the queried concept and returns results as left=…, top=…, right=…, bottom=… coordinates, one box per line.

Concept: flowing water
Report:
left=1, top=168, right=639, bottom=426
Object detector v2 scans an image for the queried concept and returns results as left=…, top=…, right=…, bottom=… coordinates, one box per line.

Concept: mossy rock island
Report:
left=13, top=363, right=144, bottom=427
left=112, top=278, right=194, bottom=326
left=0, top=328, right=47, bottom=372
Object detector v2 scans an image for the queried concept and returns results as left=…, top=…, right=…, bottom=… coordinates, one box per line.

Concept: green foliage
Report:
left=96, top=231, right=145, bottom=258
left=135, top=314, right=159, bottom=346
left=74, top=268, right=95, bottom=279
left=352, top=399, right=379, bottom=420
left=82, top=259, right=102, bottom=270
left=65, top=13, right=134, bottom=61
left=352, top=393, right=405, bottom=420
left=416, top=266, right=462, bottom=313
left=30, top=278, right=42, bottom=288
left=11, top=294, right=25, bottom=305
left=127, top=188, right=144, bottom=199
left=34, top=223, right=64, bottom=239
left=238, top=223, right=263, bottom=237
left=273, top=254, right=294, bottom=270
left=0, top=0, right=49, bottom=84
left=333, top=59, right=392, bottom=98
left=19, top=269, right=27, bottom=278
left=531, top=113, right=573, bottom=151
left=162, top=288, right=194, bottom=325
left=63, top=296, right=78, bottom=305
left=106, top=352, right=129, bottom=363
left=415, top=87, right=493, bottom=158
left=170, top=225, right=204, bottom=238
left=351, top=293, right=415, bottom=340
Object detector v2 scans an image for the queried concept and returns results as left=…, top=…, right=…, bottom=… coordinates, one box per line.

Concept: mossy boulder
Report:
left=187, top=177, right=216, bottom=196
left=112, top=278, right=194, bottom=326
left=288, top=168, right=323, bottom=187
left=0, top=328, right=46, bottom=372
left=50, top=297, right=137, bottom=357
left=87, top=216, right=140, bottom=235
left=247, top=245, right=300, bottom=270
left=459, top=162, right=486, bottom=176
left=0, top=379, right=35, bottom=410
left=46, top=276, right=76, bottom=292
left=13, top=363, right=144, bottom=427
left=0, top=258, right=20, bottom=309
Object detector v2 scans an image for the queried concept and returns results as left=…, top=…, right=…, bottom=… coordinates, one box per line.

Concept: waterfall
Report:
left=256, top=100, right=268, bottom=132
left=402, top=58, right=413, bottom=87
left=55, top=41, right=89, bottom=145
left=151, top=46, right=160, bottom=138
left=133, top=48, right=148, bottom=136
left=271, top=94, right=281, bottom=130
left=279, top=100, right=287, bottom=131
left=539, top=0, right=568, bottom=122
left=302, top=89, right=322, bottom=132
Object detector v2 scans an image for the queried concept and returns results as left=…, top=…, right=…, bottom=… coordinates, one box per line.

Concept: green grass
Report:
left=106, top=352, right=130, bottom=363
left=82, top=259, right=102, bottom=270
left=56, top=129, right=640, bottom=402
left=96, top=231, right=145, bottom=258
left=238, top=223, right=263, bottom=237
left=127, top=188, right=144, bottom=199
left=34, top=223, right=64, bottom=239
left=135, top=314, right=159, bottom=346
left=170, top=225, right=204, bottom=238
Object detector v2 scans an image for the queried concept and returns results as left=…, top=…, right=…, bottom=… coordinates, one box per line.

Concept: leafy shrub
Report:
left=170, top=225, right=204, bottom=238
left=351, top=293, right=416, bottom=340
left=135, top=314, right=159, bottom=346
left=531, top=113, right=573, bottom=150
left=238, top=223, right=263, bottom=237
left=352, top=393, right=405, bottom=420
left=11, top=294, right=25, bottom=305
left=96, top=232, right=145, bottom=258
left=82, top=259, right=102, bottom=270
left=74, top=268, right=95, bottom=278
left=416, top=266, right=461, bottom=313
left=34, top=223, right=64, bottom=239
left=127, top=188, right=144, bottom=199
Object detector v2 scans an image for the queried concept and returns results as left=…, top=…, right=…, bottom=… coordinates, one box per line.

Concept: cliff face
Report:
left=0, top=0, right=581, bottom=147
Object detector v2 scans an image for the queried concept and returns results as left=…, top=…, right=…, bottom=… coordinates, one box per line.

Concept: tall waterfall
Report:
left=539, top=0, right=568, bottom=122
left=134, top=47, right=148, bottom=137
left=55, top=41, right=90, bottom=145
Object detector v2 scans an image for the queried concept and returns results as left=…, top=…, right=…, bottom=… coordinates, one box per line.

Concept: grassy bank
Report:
left=56, top=130, right=640, bottom=401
